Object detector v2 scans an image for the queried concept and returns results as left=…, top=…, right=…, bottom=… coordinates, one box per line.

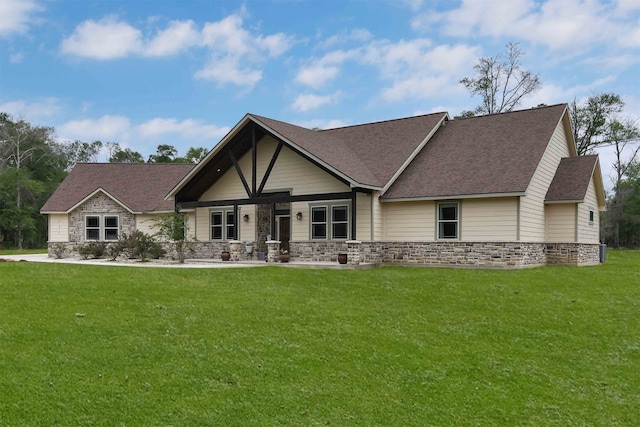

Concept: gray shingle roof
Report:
left=545, top=155, right=598, bottom=202
left=382, top=104, right=569, bottom=199
left=41, top=163, right=194, bottom=213
left=251, top=112, right=448, bottom=187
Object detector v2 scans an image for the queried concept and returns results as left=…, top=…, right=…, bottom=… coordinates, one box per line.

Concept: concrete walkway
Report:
left=0, top=253, right=374, bottom=269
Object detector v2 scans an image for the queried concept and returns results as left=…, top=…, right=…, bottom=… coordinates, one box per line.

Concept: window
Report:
left=211, top=209, right=235, bottom=240
left=438, top=202, right=459, bottom=239
left=85, top=214, right=119, bottom=241
left=332, top=205, right=349, bottom=239
left=85, top=216, right=100, bottom=240
left=589, top=208, right=595, bottom=225
left=104, top=216, right=119, bottom=240
left=311, top=206, right=327, bottom=239
left=310, top=203, right=350, bottom=240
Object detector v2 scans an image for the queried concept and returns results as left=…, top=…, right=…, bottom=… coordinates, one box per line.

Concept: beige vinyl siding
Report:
left=356, top=192, right=372, bottom=240
left=48, top=214, right=69, bottom=242
left=520, top=119, right=572, bottom=241
left=545, top=204, right=576, bottom=242
left=136, top=212, right=196, bottom=240
left=200, top=136, right=349, bottom=202
left=461, top=197, right=518, bottom=241
left=372, top=191, right=384, bottom=241
left=383, top=201, right=435, bottom=241
left=238, top=205, right=256, bottom=242
left=578, top=178, right=600, bottom=243
left=135, top=214, right=156, bottom=236
left=291, top=201, right=309, bottom=241
left=195, top=207, right=210, bottom=241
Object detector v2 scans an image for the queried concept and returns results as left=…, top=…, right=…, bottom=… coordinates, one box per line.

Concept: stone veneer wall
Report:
left=291, top=241, right=548, bottom=268
left=289, top=241, right=600, bottom=267
left=545, top=243, right=600, bottom=266
left=49, top=193, right=136, bottom=258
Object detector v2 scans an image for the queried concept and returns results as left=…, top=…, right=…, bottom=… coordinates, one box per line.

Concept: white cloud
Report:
left=9, top=52, right=25, bottom=64
left=426, top=0, right=639, bottom=52
left=60, top=13, right=294, bottom=89
left=60, top=16, right=143, bottom=60
left=58, top=115, right=131, bottom=141
left=0, top=98, right=60, bottom=121
left=318, top=28, right=373, bottom=49
left=296, top=49, right=358, bottom=88
left=135, top=118, right=230, bottom=140
left=292, top=92, right=340, bottom=112
left=294, top=118, right=350, bottom=130
left=144, top=20, right=200, bottom=57
left=0, top=0, right=41, bottom=37
left=195, top=56, right=262, bottom=87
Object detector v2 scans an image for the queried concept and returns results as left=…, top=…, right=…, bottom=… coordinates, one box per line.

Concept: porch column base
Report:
left=346, top=240, right=362, bottom=265
left=266, top=240, right=281, bottom=263
left=229, top=240, right=243, bottom=261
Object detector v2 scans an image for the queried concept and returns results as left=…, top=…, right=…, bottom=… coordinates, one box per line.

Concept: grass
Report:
left=0, top=251, right=638, bottom=426
left=0, top=248, right=47, bottom=255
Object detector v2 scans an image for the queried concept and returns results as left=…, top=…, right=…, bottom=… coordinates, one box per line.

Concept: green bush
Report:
left=76, top=241, right=106, bottom=259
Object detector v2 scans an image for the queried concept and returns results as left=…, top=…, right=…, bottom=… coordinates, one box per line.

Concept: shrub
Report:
left=149, top=242, right=167, bottom=259
left=77, top=241, right=107, bottom=259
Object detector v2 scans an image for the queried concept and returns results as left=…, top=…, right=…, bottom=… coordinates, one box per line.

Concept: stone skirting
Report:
left=48, top=239, right=602, bottom=267
left=545, top=243, right=600, bottom=266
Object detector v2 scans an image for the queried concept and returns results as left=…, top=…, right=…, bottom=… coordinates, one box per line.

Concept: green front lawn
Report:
left=1, top=251, right=638, bottom=426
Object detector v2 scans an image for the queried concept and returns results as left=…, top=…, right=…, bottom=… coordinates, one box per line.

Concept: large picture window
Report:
left=85, top=214, right=119, bottom=241
left=211, top=209, right=235, bottom=240
left=310, top=203, right=350, bottom=240
left=437, top=202, right=459, bottom=239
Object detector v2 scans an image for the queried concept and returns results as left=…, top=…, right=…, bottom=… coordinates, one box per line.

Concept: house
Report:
left=41, top=163, right=194, bottom=256
left=42, top=104, right=606, bottom=267
left=166, top=103, right=606, bottom=267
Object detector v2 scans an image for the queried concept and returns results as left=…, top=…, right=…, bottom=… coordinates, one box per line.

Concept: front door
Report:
left=276, top=216, right=291, bottom=253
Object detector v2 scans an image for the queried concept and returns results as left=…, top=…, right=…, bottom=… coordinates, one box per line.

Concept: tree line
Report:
left=0, top=112, right=208, bottom=248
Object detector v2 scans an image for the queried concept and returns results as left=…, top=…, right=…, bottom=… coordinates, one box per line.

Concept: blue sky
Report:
left=1, top=0, right=639, bottom=185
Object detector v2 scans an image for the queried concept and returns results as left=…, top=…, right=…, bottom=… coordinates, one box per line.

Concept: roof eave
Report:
left=64, top=188, right=134, bottom=214
left=165, top=113, right=254, bottom=200
left=380, top=191, right=526, bottom=202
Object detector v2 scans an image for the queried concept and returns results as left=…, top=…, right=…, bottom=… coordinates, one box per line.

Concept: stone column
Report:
left=346, top=240, right=362, bottom=265
left=229, top=240, right=243, bottom=261
left=266, top=240, right=281, bottom=263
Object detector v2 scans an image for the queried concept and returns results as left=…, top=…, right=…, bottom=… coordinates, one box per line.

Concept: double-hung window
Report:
left=85, top=216, right=100, bottom=240
left=437, top=202, right=459, bottom=239
left=310, top=203, right=350, bottom=240
left=210, top=209, right=235, bottom=240
left=85, top=215, right=119, bottom=241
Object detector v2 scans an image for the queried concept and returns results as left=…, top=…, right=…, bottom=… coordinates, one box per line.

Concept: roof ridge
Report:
left=321, top=111, right=448, bottom=131
left=453, top=103, right=567, bottom=121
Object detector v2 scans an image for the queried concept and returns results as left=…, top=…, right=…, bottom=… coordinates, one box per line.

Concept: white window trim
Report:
left=84, top=214, right=120, bottom=241
left=589, top=206, right=595, bottom=225
left=437, top=202, right=460, bottom=240
left=210, top=208, right=236, bottom=241
left=309, top=202, right=351, bottom=241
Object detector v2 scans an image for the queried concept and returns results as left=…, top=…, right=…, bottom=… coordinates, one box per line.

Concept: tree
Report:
left=183, top=146, right=209, bottom=163
left=148, top=144, right=179, bottom=163
left=65, top=140, right=103, bottom=164
left=0, top=114, right=56, bottom=248
left=106, top=142, right=145, bottom=163
left=460, top=42, right=541, bottom=115
left=607, top=118, right=640, bottom=247
left=570, top=93, right=627, bottom=155
left=152, top=206, right=191, bottom=263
